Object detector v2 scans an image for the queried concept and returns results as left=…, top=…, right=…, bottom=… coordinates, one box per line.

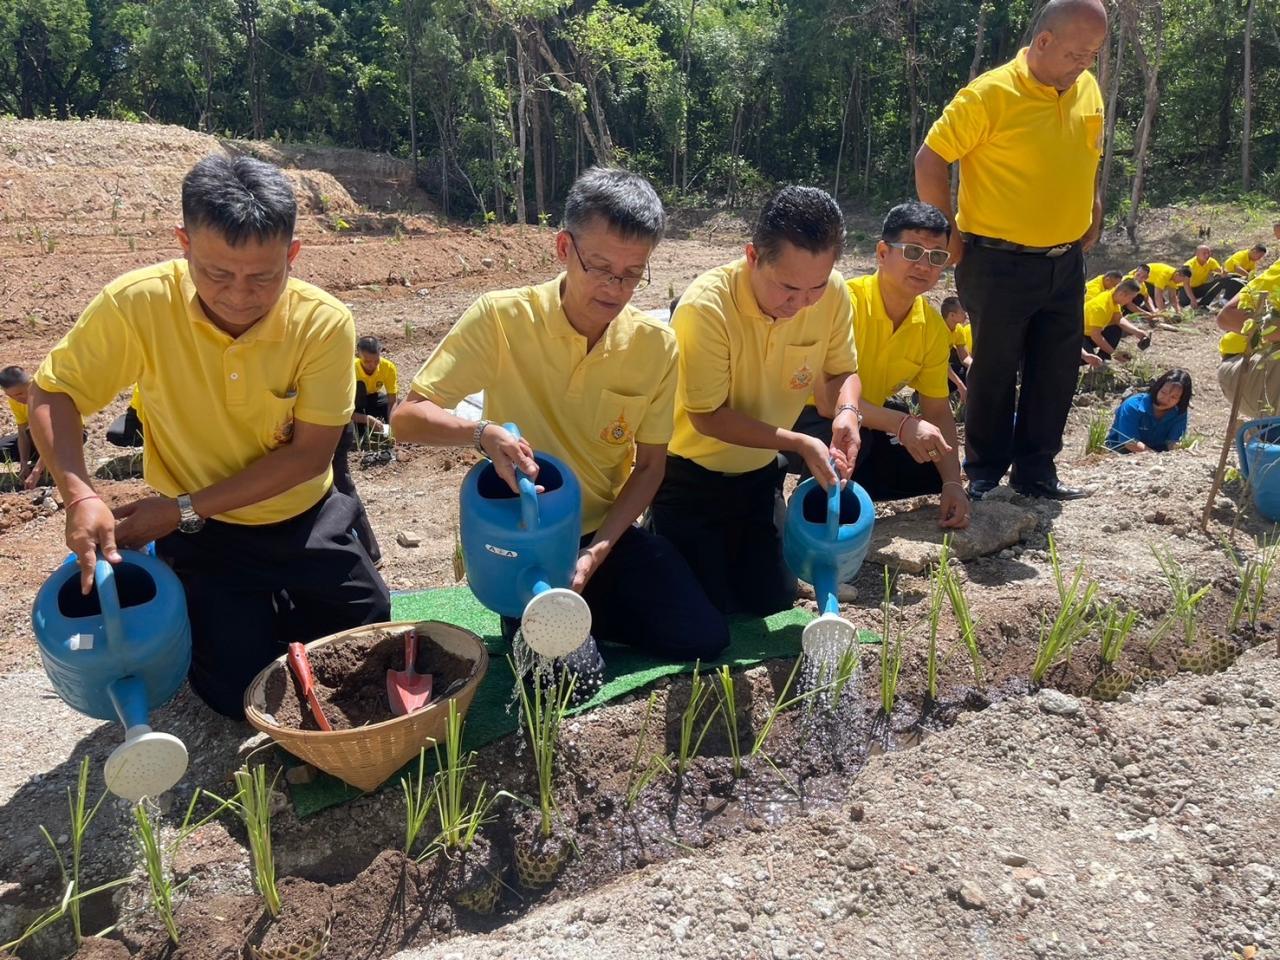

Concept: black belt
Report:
left=964, top=234, right=1078, bottom=258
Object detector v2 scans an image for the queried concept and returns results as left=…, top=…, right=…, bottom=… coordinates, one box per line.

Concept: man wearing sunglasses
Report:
left=650, top=186, right=860, bottom=616
left=784, top=202, right=970, bottom=530
left=392, top=167, right=728, bottom=697
left=916, top=0, right=1108, bottom=502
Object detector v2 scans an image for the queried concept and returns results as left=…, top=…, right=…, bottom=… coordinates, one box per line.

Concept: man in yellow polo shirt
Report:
left=649, top=186, right=861, bottom=616
left=1181, top=245, right=1222, bottom=307
left=916, top=0, right=1107, bottom=501
left=1082, top=279, right=1150, bottom=358
left=393, top=168, right=728, bottom=694
left=1216, top=244, right=1268, bottom=305
left=352, top=335, right=398, bottom=442
left=941, top=296, right=973, bottom=399
left=1216, top=259, right=1280, bottom=418
left=1128, top=262, right=1194, bottom=312
left=1084, top=270, right=1123, bottom=301
left=1, top=366, right=44, bottom=487
left=28, top=155, right=390, bottom=718
left=784, top=202, right=969, bottom=529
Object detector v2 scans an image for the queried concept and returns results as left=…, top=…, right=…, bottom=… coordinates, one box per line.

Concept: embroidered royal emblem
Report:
left=788, top=363, right=814, bottom=391
left=600, top=413, right=633, bottom=445
left=271, top=417, right=295, bottom=448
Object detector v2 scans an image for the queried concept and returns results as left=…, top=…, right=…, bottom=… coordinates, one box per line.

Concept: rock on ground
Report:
left=869, top=501, right=1039, bottom=574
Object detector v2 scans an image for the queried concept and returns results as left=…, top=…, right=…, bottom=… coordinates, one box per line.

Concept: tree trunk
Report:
left=438, top=122, right=450, bottom=216
left=1099, top=20, right=1125, bottom=213
left=490, top=118, right=504, bottom=222
left=969, top=1, right=987, bottom=81
left=1124, top=2, right=1163, bottom=245
left=1243, top=0, right=1256, bottom=189
left=678, top=0, right=699, bottom=190
left=833, top=63, right=858, bottom=199
left=530, top=27, right=613, bottom=165
left=510, top=38, right=528, bottom=224
left=529, top=64, right=546, bottom=219
left=906, top=0, right=920, bottom=187
left=239, top=0, right=265, bottom=139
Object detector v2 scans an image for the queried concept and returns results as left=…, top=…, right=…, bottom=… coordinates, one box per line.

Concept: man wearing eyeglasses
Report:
left=916, top=0, right=1108, bottom=502
left=650, top=186, right=861, bottom=617
left=784, top=202, right=970, bottom=530
left=392, top=167, right=729, bottom=692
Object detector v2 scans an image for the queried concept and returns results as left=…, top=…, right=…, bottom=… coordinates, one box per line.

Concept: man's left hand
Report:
left=113, top=496, right=181, bottom=549
left=830, top=410, right=861, bottom=477
left=571, top=543, right=609, bottom=593
left=1081, top=222, right=1102, bottom=253
left=939, top=483, right=970, bottom=529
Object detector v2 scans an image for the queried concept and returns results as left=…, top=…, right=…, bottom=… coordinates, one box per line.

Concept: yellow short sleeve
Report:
left=411, top=296, right=500, bottom=408
left=913, top=313, right=952, bottom=399
left=821, top=285, right=858, bottom=376
left=672, top=301, right=731, bottom=416
left=633, top=338, right=677, bottom=446
left=34, top=289, right=143, bottom=417
left=923, top=86, right=989, bottom=164
left=292, top=304, right=357, bottom=426
left=382, top=359, right=399, bottom=396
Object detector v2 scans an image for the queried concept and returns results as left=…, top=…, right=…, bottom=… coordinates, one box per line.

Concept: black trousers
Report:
left=782, top=403, right=942, bottom=501
left=651, top=455, right=797, bottom=617
left=354, top=386, right=391, bottom=443
left=331, top=423, right=382, bottom=563
left=0, top=430, right=37, bottom=465
left=501, top=525, right=729, bottom=661
left=957, top=242, right=1085, bottom=486
left=106, top=408, right=145, bottom=448
left=156, top=488, right=391, bottom=718
left=1082, top=325, right=1124, bottom=355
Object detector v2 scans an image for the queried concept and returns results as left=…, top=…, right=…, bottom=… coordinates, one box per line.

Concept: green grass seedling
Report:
left=512, top=659, right=575, bottom=839
left=713, top=665, right=744, bottom=778
left=431, top=697, right=495, bottom=853
left=134, top=801, right=180, bottom=943
left=623, top=692, right=672, bottom=811
left=1098, top=604, right=1139, bottom=666
left=223, top=765, right=282, bottom=917
left=941, top=549, right=983, bottom=685
left=925, top=537, right=951, bottom=703
left=1149, top=547, right=1211, bottom=649
left=878, top=568, right=906, bottom=717
left=1033, top=542, right=1098, bottom=684
left=401, top=748, right=436, bottom=857
left=1083, top=411, right=1110, bottom=456
left=38, top=756, right=112, bottom=943
left=1225, top=534, right=1280, bottom=633
left=675, top=661, right=717, bottom=779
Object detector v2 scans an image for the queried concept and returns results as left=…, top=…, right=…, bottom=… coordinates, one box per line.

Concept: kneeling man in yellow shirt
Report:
left=785, top=202, right=970, bottom=530
left=28, top=155, right=391, bottom=718
left=650, top=187, right=862, bottom=616
left=393, top=168, right=728, bottom=698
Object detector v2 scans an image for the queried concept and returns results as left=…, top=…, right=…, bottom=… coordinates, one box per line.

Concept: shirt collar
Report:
left=868, top=271, right=929, bottom=332
left=1013, top=47, right=1067, bottom=101
left=730, top=257, right=773, bottom=324
left=532, top=273, right=640, bottom=349
left=177, top=259, right=288, bottom=343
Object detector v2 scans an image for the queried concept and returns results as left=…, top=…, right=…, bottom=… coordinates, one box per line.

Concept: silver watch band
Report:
left=835, top=403, right=863, bottom=426
left=473, top=419, right=492, bottom=454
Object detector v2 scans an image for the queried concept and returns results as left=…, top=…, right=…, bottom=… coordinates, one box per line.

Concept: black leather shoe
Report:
left=968, top=478, right=1000, bottom=501
left=1012, top=477, right=1089, bottom=501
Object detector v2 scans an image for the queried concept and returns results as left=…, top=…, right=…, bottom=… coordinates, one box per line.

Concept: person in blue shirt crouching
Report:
left=1105, top=368, right=1192, bottom=453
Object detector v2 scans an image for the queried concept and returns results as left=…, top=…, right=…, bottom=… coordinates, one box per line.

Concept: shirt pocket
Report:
left=258, top=390, right=298, bottom=450
left=782, top=342, right=822, bottom=392
left=592, top=390, right=650, bottom=447
left=1082, top=114, right=1104, bottom=156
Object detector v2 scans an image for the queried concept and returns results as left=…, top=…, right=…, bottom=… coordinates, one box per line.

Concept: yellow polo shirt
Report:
left=1084, top=275, right=1111, bottom=300
left=950, top=322, right=973, bottom=354
left=411, top=275, right=676, bottom=533
left=1083, top=289, right=1120, bottom=334
left=7, top=396, right=28, bottom=427
left=355, top=356, right=398, bottom=397
left=847, top=273, right=950, bottom=407
left=669, top=258, right=856, bottom=475
left=1220, top=260, right=1280, bottom=357
left=1184, top=257, right=1221, bottom=287
left=1223, top=249, right=1261, bottom=278
left=924, top=48, right=1103, bottom=248
left=36, top=259, right=354, bottom=524
left=1138, top=262, right=1178, bottom=290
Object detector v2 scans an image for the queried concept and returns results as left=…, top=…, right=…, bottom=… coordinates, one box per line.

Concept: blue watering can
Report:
left=459, top=423, right=591, bottom=657
left=31, top=549, right=191, bottom=801
left=783, top=478, right=876, bottom=657
left=1236, top=415, right=1280, bottom=523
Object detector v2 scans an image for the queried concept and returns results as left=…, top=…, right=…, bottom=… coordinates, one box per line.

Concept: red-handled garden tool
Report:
left=386, top=628, right=433, bottom=715
left=287, top=642, right=332, bottom=731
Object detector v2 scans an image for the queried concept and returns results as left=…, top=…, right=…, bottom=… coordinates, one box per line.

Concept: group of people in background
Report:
left=9, top=0, right=1279, bottom=718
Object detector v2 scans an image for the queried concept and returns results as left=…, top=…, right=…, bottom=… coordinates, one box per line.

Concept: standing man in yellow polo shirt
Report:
left=915, top=0, right=1107, bottom=501
left=393, top=168, right=728, bottom=695
left=649, top=186, right=861, bottom=616
left=28, top=155, right=390, bottom=718
left=1, top=366, right=44, bottom=487
left=1216, top=259, right=1280, bottom=418
left=783, top=202, right=970, bottom=529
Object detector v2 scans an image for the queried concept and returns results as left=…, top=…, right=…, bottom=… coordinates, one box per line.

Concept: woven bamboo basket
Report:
left=243, top=619, right=489, bottom=792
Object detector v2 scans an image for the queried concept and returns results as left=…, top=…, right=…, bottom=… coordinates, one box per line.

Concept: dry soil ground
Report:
left=0, top=121, right=1277, bottom=960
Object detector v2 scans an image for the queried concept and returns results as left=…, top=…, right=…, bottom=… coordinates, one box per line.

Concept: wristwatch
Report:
left=835, top=403, right=864, bottom=428
left=177, top=494, right=205, bottom=534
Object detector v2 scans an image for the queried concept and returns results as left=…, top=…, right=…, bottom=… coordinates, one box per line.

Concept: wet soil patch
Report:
left=263, top=629, right=476, bottom=730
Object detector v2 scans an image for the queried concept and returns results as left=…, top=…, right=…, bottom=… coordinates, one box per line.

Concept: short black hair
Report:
left=356, top=336, right=382, bottom=354
left=1136, top=263, right=1152, bottom=273
left=563, top=167, right=665, bottom=243
left=1174, top=265, right=1193, bottom=278
left=1103, top=269, right=1124, bottom=280
left=1251, top=244, right=1268, bottom=255
left=1148, top=367, right=1193, bottom=413
left=0, top=365, right=29, bottom=389
left=939, top=296, right=964, bottom=317
left=1116, top=279, right=1142, bottom=295
left=752, top=186, right=846, bottom=263
left=881, top=200, right=950, bottom=243
left=181, top=154, right=297, bottom=246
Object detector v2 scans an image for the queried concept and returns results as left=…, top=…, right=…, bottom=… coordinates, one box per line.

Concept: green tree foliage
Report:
left=1, top=0, right=1277, bottom=220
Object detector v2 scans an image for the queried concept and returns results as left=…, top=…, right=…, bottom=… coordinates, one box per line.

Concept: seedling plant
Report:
left=207, top=764, right=283, bottom=917
left=623, top=691, right=673, bottom=811
left=713, top=665, right=744, bottom=778
left=878, top=568, right=906, bottom=722
left=1032, top=538, right=1099, bottom=684
left=511, top=659, right=576, bottom=840
left=675, top=661, right=717, bottom=780
left=1149, top=547, right=1211, bottom=649
left=1098, top=603, right=1139, bottom=667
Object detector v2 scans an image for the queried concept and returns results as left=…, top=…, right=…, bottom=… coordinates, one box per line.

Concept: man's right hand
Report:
left=66, top=496, right=122, bottom=595
left=479, top=424, right=541, bottom=494
left=947, top=230, right=966, bottom=267
left=794, top=434, right=843, bottom=489
left=899, top=416, right=952, bottom=466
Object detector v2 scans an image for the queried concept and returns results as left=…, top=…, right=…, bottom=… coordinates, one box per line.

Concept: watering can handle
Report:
left=93, top=559, right=126, bottom=651
left=825, top=467, right=842, bottom=541
left=503, top=422, right=540, bottom=531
